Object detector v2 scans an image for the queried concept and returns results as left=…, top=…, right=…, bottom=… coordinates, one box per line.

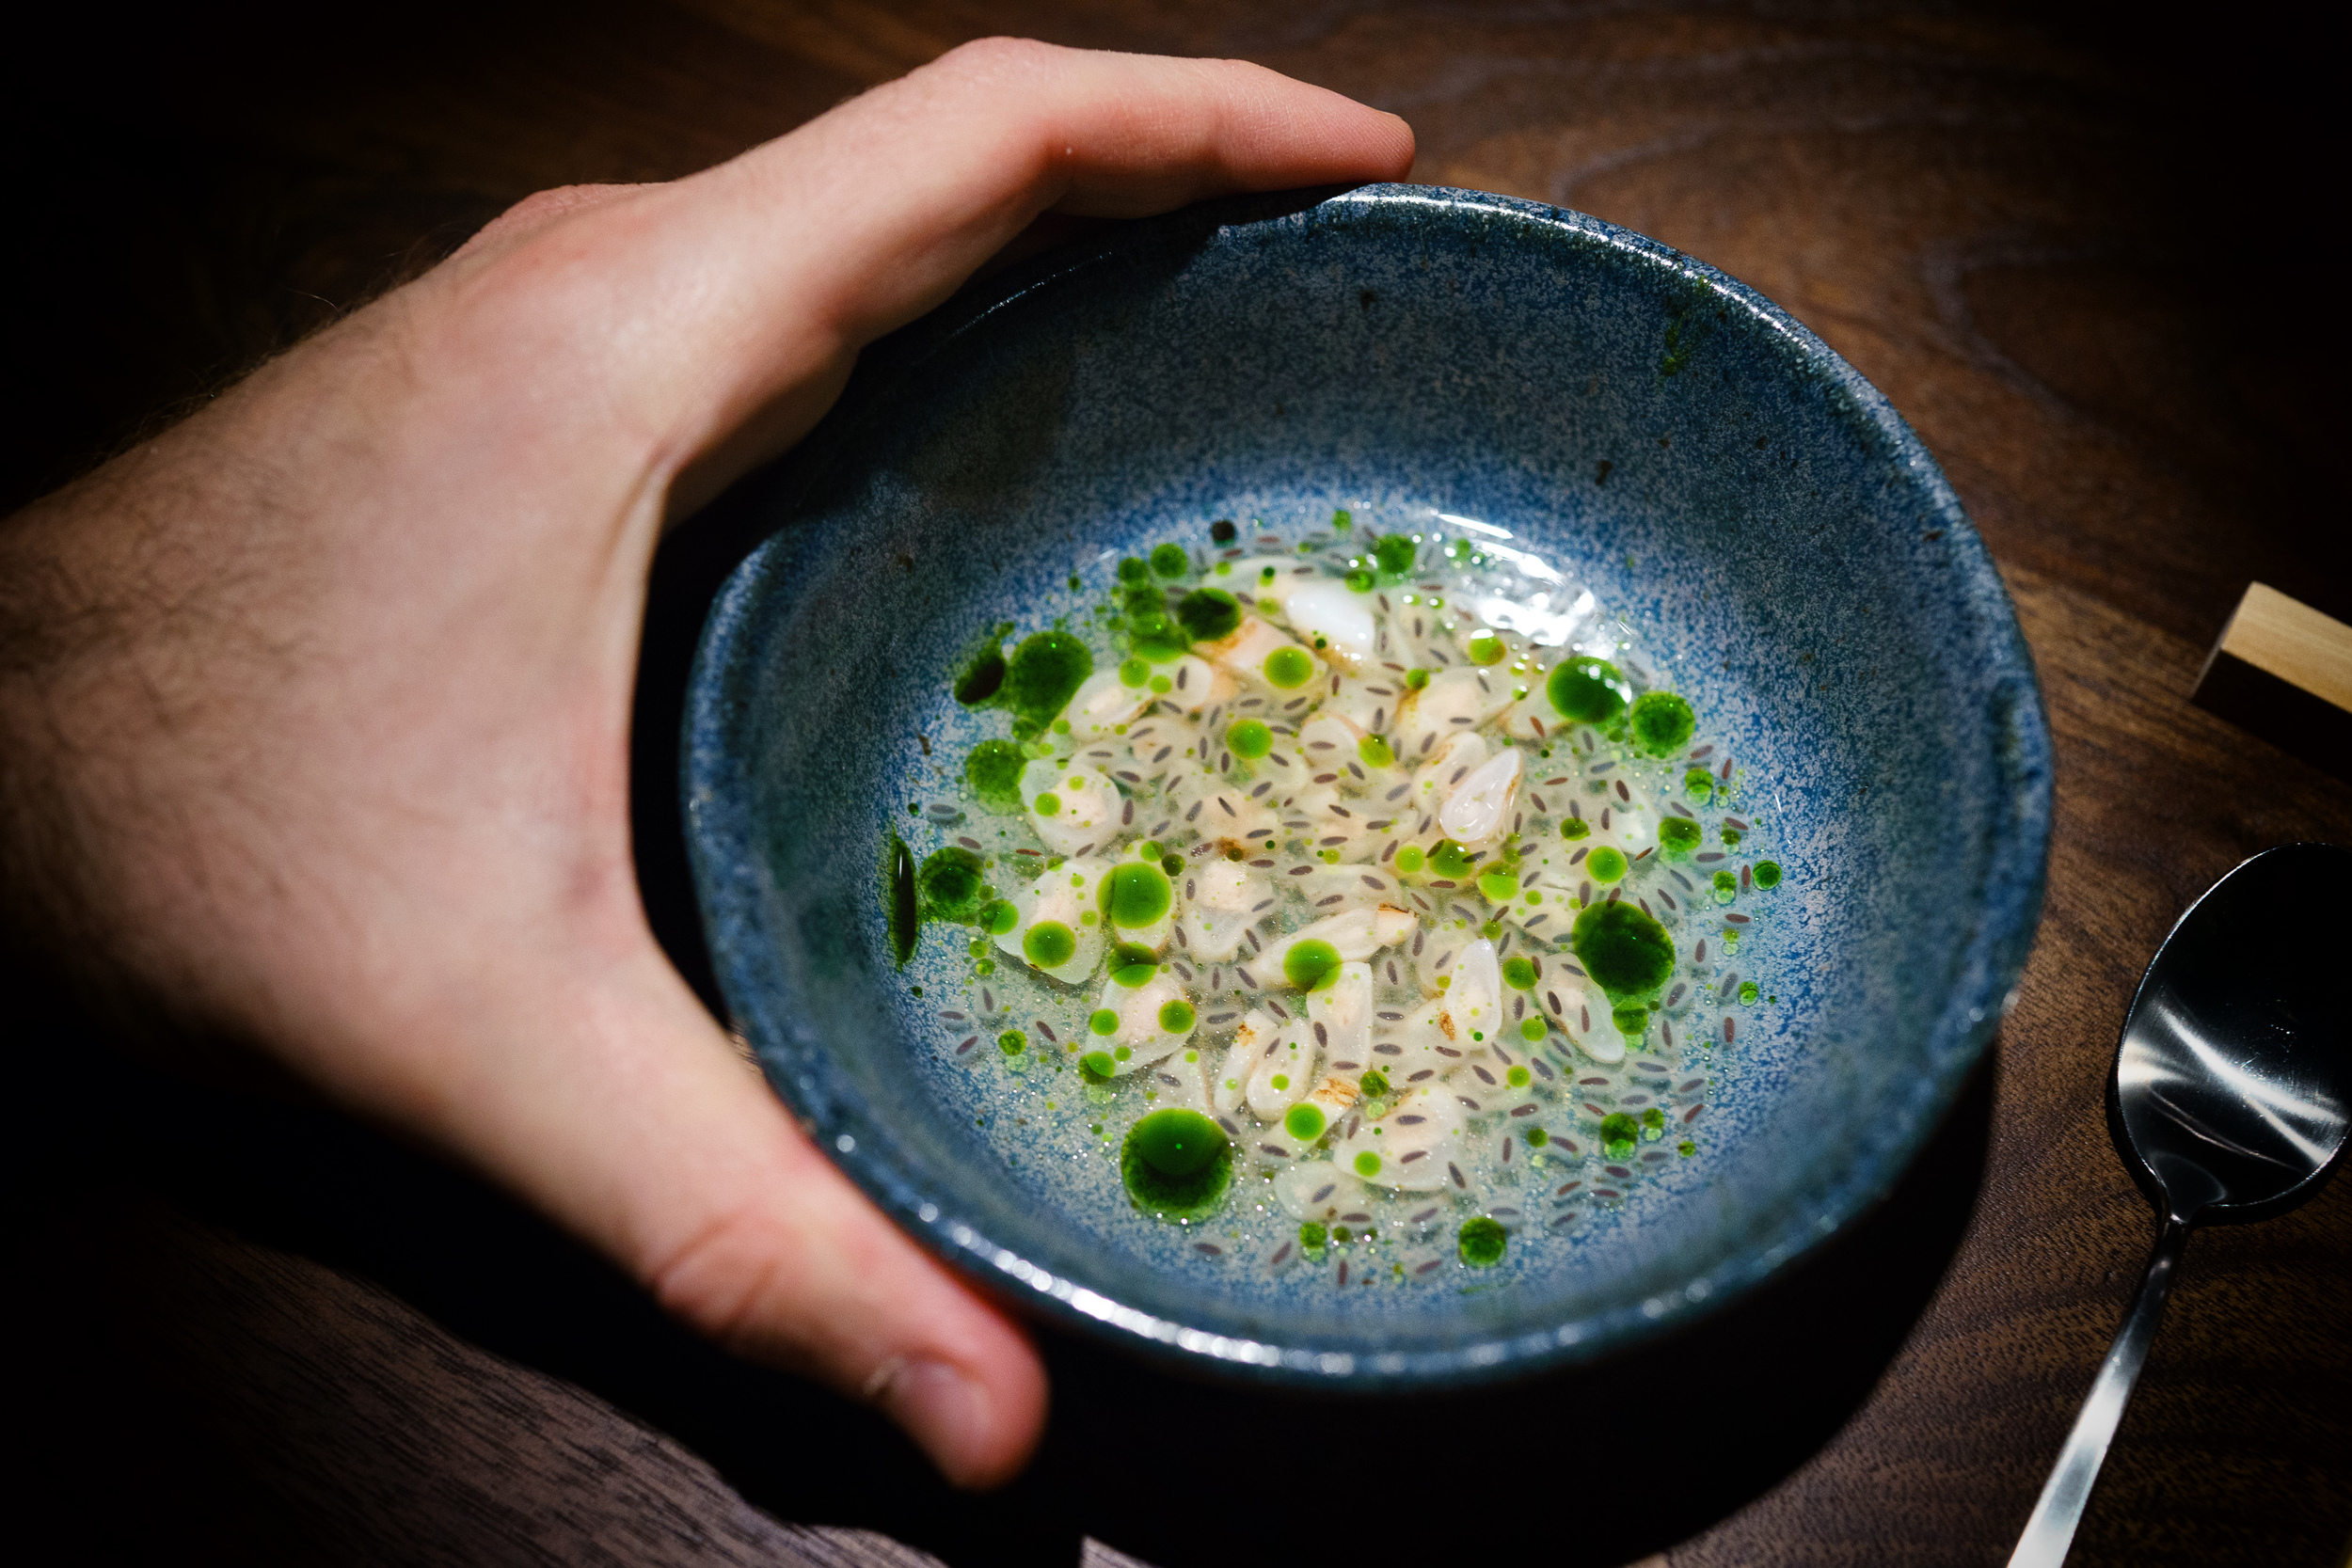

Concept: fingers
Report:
left=418, top=40, right=1412, bottom=511
left=422, top=939, right=1045, bottom=1487
left=691, top=40, right=1414, bottom=439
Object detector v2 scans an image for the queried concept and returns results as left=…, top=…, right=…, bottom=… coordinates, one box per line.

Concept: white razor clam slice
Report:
left=1018, top=756, right=1120, bottom=858
left=1121, top=717, right=1183, bottom=785
left=1256, top=1072, right=1359, bottom=1159
left=1371, top=997, right=1489, bottom=1083
left=1089, top=969, right=1196, bottom=1072
left=1177, top=858, right=1270, bottom=960
left=1320, top=674, right=1390, bottom=737
left=1160, top=654, right=1237, bottom=715
left=1198, top=613, right=1315, bottom=689
left=1297, top=712, right=1359, bottom=775
left=1392, top=667, right=1511, bottom=758
left=1275, top=1160, right=1370, bottom=1223
left=1461, top=1036, right=1541, bottom=1110
left=1279, top=579, right=1377, bottom=670
left=1539, top=975, right=1629, bottom=1065
left=1226, top=557, right=1317, bottom=617
left=1144, top=1045, right=1214, bottom=1114
left=1410, top=920, right=1470, bottom=995
left=1288, top=861, right=1402, bottom=916
left=1056, top=669, right=1150, bottom=744
left=993, top=857, right=1111, bottom=984
left=1487, top=882, right=1567, bottom=942
left=1101, top=852, right=1183, bottom=954
left=1287, top=785, right=1384, bottom=864
left=1584, top=783, right=1660, bottom=860
left=1405, top=729, right=1488, bottom=824
left=1245, top=1015, right=1315, bottom=1120
left=1306, top=961, right=1375, bottom=1073
left=1438, top=746, right=1521, bottom=848
left=1166, top=764, right=1279, bottom=842
left=1338, top=1084, right=1468, bottom=1191
left=1269, top=905, right=1418, bottom=974
left=1446, top=938, right=1507, bottom=1048
left=1497, top=678, right=1563, bottom=742
left=1211, top=1010, right=1281, bottom=1116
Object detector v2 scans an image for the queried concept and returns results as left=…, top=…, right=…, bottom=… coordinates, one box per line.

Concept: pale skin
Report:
left=0, top=40, right=1413, bottom=1488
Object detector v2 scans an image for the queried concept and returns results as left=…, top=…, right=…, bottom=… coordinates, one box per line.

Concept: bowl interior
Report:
left=685, top=185, right=2049, bottom=1384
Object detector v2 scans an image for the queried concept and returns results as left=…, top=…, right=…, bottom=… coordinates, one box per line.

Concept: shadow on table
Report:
left=10, top=984, right=1994, bottom=1568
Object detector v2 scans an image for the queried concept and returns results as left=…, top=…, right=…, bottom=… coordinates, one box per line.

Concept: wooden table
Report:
left=8, top=4, right=2347, bottom=1564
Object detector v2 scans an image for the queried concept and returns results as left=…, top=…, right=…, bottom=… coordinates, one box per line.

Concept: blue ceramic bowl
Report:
left=683, top=184, right=2050, bottom=1387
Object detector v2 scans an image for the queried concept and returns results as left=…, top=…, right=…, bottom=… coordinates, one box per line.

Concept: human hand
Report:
left=0, top=40, right=1411, bottom=1487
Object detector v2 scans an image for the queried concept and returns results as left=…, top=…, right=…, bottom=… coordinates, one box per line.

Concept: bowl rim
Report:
left=682, top=182, right=2054, bottom=1389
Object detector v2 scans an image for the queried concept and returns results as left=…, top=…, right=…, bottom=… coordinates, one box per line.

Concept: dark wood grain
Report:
left=5, top=4, right=2346, bottom=1565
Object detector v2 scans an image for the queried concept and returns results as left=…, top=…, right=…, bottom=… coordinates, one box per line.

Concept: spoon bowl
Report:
left=2010, top=842, right=2352, bottom=1566
left=2112, top=842, right=2352, bottom=1223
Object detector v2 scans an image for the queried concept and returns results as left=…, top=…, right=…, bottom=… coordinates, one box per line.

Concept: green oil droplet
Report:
left=964, top=739, right=1025, bottom=812
left=1001, top=631, right=1092, bottom=726
left=1263, top=647, right=1315, bottom=689
left=1023, top=921, right=1076, bottom=968
left=1600, top=1112, right=1638, bottom=1160
left=1547, top=657, right=1629, bottom=722
left=1121, top=1109, right=1232, bottom=1219
left=916, top=847, right=986, bottom=924
left=1283, top=939, right=1343, bottom=991
left=1429, top=840, right=1476, bottom=879
left=1175, top=587, right=1241, bottom=641
left=1457, top=1216, right=1506, bottom=1267
left=1102, top=862, right=1172, bottom=928
left=1570, top=899, right=1675, bottom=1005
left=1628, top=690, right=1695, bottom=757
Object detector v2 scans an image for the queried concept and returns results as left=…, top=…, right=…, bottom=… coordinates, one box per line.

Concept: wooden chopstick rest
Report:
left=2190, top=582, right=2352, bottom=783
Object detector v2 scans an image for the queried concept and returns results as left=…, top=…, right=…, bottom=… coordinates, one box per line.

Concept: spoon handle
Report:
left=2006, top=1217, right=2191, bottom=1567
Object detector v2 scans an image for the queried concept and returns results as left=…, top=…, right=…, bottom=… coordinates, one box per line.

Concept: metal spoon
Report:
left=2008, top=842, right=2352, bottom=1567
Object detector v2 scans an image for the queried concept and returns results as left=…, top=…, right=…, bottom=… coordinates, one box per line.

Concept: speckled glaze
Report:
left=682, top=184, right=2051, bottom=1387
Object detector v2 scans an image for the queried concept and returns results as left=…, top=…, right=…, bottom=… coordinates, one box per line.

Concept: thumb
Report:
left=420, top=940, right=1047, bottom=1487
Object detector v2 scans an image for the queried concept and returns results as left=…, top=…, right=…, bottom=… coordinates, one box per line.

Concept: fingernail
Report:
left=878, top=1359, right=993, bottom=1483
